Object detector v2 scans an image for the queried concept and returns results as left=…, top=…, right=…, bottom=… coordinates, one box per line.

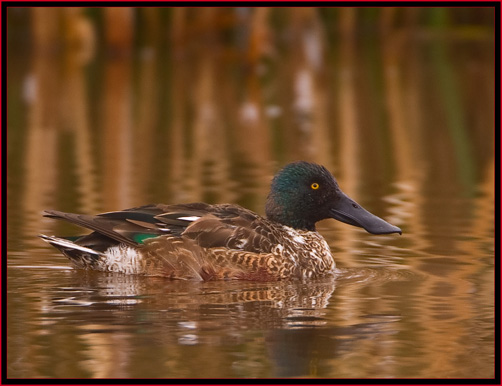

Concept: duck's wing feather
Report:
left=175, top=205, right=278, bottom=253
left=153, top=203, right=278, bottom=253
left=44, top=203, right=280, bottom=253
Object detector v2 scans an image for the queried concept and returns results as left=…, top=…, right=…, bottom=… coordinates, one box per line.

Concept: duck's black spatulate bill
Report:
left=330, top=192, right=402, bottom=235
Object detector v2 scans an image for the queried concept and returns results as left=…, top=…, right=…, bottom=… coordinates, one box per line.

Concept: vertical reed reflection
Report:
left=380, top=8, right=428, bottom=252
left=428, top=8, right=476, bottom=196
left=335, top=8, right=359, bottom=266
left=23, top=8, right=61, bottom=245
left=190, top=8, right=232, bottom=204
left=288, top=8, right=331, bottom=166
left=80, top=331, right=131, bottom=378
left=381, top=8, right=417, bottom=179
left=168, top=7, right=189, bottom=203
left=62, top=8, right=99, bottom=214
left=337, top=7, right=359, bottom=194
left=102, top=8, right=134, bottom=210
left=133, top=8, right=161, bottom=204
left=233, top=7, right=272, bottom=210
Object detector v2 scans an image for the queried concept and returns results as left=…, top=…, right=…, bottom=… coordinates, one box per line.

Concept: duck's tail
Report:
left=39, top=234, right=103, bottom=269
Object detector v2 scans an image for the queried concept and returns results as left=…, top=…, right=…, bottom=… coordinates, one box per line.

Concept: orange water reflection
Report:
left=6, top=7, right=495, bottom=379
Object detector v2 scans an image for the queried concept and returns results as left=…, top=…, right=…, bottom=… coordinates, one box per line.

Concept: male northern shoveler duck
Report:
left=40, top=161, right=401, bottom=281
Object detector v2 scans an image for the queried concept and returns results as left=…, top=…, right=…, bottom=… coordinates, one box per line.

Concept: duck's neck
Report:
left=265, top=196, right=316, bottom=231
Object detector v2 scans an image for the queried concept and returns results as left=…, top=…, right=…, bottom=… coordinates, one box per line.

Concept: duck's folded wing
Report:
left=172, top=205, right=278, bottom=253
left=43, top=205, right=180, bottom=246
left=44, top=203, right=280, bottom=254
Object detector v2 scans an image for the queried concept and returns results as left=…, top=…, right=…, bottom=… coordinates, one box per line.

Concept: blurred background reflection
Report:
left=7, top=6, right=495, bottom=379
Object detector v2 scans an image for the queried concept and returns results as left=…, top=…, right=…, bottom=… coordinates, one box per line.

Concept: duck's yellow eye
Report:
left=311, top=182, right=320, bottom=190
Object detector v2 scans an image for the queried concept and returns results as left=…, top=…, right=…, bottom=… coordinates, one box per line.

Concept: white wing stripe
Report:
left=177, top=216, right=201, bottom=222
left=40, top=235, right=100, bottom=255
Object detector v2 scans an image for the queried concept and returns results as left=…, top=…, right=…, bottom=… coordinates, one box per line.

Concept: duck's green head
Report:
left=265, top=161, right=402, bottom=234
